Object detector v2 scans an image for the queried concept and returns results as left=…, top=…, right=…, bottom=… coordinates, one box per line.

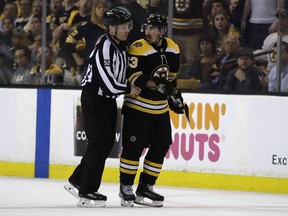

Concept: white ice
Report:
left=0, top=176, right=287, bottom=216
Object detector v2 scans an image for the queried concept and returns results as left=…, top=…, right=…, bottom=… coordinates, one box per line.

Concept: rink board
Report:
left=0, top=88, right=287, bottom=194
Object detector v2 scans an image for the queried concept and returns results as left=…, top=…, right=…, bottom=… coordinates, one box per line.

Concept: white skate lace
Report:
left=122, top=185, right=134, bottom=195
left=147, top=184, right=159, bottom=195
left=147, top=184, right=154, bottom=191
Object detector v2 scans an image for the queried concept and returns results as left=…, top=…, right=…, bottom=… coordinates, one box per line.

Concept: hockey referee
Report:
left=64, top=7, right=141, bottom=208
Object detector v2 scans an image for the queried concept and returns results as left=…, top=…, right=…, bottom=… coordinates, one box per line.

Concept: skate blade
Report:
left=134, top=196, right=163, bottom=207
left=77, top=198, right=106, bottom=208
left=121, top=199, right=134, bottom=207
left=64, top=183, right=79, bottom=199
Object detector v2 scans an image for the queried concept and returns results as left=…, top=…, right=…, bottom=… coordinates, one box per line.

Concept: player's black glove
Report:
left=167, top=89, right=184, bottom=114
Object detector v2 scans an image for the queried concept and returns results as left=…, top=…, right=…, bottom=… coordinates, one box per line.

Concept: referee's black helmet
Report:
left=103, top=7, right=131, bottom=29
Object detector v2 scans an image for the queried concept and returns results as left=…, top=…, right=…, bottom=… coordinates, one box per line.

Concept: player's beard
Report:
left=146, top=34, right=159, bottom=45
left=145, top=35, right=153, bottom=43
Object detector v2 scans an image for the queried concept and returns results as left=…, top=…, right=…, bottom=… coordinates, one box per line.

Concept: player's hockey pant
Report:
left=120, top=114, right=172, bottom=185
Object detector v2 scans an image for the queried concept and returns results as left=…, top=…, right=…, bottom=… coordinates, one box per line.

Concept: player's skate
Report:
left=119, top=184, right=136, bottom=207
left=77, top=192, right=107, bottom=208
left=64, top=181, right=80, bottom=199
left=134, top=182, right=164, bottom=207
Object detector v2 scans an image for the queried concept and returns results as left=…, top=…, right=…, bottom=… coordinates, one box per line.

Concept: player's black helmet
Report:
left=142, top=13, right=168, bottom=31
left=103, top=7, right=132, bottom=29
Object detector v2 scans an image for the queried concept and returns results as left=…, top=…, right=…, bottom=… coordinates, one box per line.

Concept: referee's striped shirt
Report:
left=82, top=33, right=130, bottom=99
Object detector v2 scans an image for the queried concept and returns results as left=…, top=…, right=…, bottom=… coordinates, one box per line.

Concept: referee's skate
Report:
left=77, top=192, right=107, bottom=207
left=64, top=182, right=79, bottom=199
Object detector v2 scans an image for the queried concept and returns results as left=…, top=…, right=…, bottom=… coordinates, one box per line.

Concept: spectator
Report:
left=30, top=45, right=64, bottom=85
left=47, top=0, right=64, bottom=32
left=61, top=0, right=108, bottom=86
left=0, top=2, right=18, bottom=20
left=241, top=0, right=278, bottom=49
left=224, top=47, right=266, bottom=91
left=31, top=0, right=42, bottom=17
left=15, top=0, right=33, bottom=32
left=178, top=36, right=220, bottom=90
left=229, top=0, right=246, bottom=46
left=254, top=9, right=288, bottom=72
left=26, top=15, right=42, bottom=42
left=28, top=30, right=41, bottom=64
left=0, top=32, right=13, bottom=84
left=208, top=0, right=230, bottom=24
left=11, top=44, right=35, bottom=84
left=1, top=17, right=15, bottom=47
left=268, top=42, right=288, bottom=92
left=11, top=27, right=32, bottom=51
left=53, top=0, right=92, bottom=68
left=206, top=12, right=239, bottom=53
left=146, top=0, right=168, bottom=16
left=217, top=35, right=241, bottom=89
left=52, top=0, right=79, bottom=53
left=172, top=0, right=203, bottom=64
left=229, top=0, right=239, bottom=13
left=3, top=27, right=29, bottom=74
left=229, top=0, right=245, bottom=30
left=110, top=0, right=147, bottom=44
left=53, top=0, right=78, bottom=29
left=202, top=0, right=212, bottom=26
left=0, top=1, right=18, bottom=32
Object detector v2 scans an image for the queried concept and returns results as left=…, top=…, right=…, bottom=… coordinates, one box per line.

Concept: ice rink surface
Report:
left=0, top=176, right=287, bottom=216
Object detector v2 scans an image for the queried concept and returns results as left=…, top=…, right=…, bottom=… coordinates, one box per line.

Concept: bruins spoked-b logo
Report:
left=151, top=64, right=170, bottom=81
left=133, top=42, right=142, bottom=47
left=175, top=0, right=190, bottom=12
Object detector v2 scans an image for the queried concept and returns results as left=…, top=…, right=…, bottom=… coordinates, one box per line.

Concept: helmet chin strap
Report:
left=155, top=36, right=164, bottom=46
left=149, top=37, right=162, bottom=46
left=112, top=35, right=121, bottom=42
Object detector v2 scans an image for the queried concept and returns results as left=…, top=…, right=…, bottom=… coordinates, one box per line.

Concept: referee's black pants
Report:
left=69, top=90, right=117, bottom=195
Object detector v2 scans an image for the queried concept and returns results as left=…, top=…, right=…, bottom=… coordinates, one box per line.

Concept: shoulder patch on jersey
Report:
left=132, top=41, right=142, bottom=47
left=129, top=39, right=154, bottom=56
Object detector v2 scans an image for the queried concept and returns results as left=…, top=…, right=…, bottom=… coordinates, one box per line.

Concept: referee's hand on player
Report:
left=130, top=86, right=141, bottom=97
left=146, top=80, right=157, bottom=90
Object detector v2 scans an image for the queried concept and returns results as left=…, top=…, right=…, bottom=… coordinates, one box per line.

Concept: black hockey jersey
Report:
left=123, top=37, right=180, bottom=119
left=62, top=21, right=105, bottom=68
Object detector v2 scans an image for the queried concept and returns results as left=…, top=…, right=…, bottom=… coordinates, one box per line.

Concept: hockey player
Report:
left=64, top=7, right=140, bottom=207
left=119, top=13, right=184, bottom=207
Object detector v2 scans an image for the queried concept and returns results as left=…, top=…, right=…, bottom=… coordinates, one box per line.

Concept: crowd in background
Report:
left=0, top=0, right=288, bottom=93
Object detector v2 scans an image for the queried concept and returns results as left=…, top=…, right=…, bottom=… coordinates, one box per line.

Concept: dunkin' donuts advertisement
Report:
left=73, top=97, right=123, bottom=158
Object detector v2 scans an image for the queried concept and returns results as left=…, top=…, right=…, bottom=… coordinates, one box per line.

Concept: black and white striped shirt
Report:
left=82, top=33, right=130, bottom=98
